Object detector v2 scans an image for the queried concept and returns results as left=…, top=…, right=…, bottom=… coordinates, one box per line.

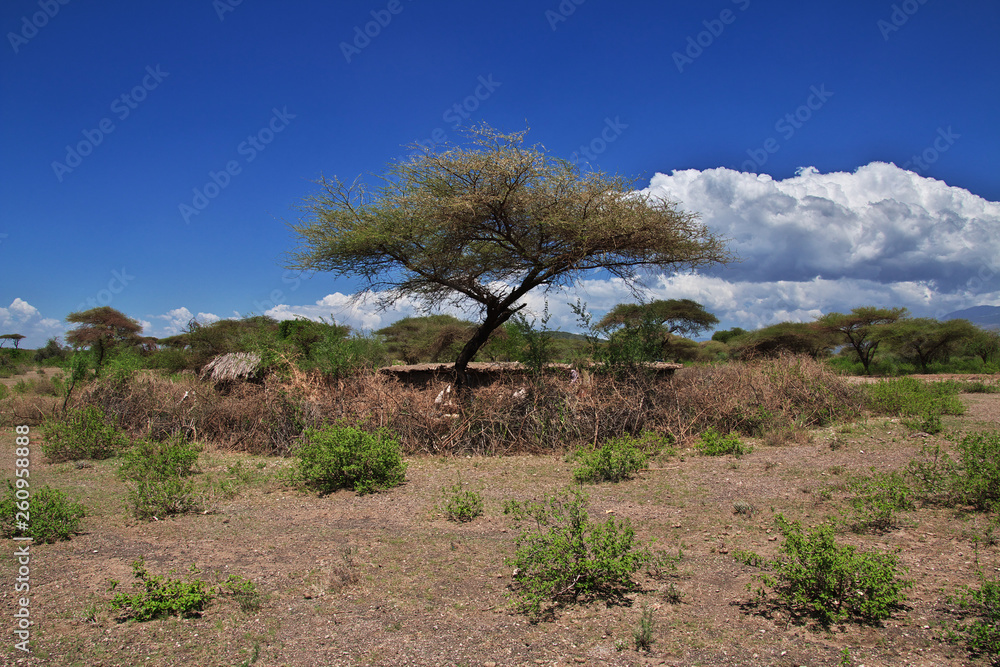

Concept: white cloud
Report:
left=0, top=298, right=65, bottom=347
left=149, top=307, right=221, bottom=338
left=643, top=162, right=1000, bottom=293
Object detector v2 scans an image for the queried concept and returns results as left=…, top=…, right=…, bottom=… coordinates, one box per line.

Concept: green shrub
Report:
left=295, top=422, right=406, bottom=495
left=904, top=411, right=943, bottom=434
left=953, top=430, right=1000, bottom=510
left=949, top=574, right=1000, bottom=660
left=41, top=405, right=130, bottom=462
left=752, top=515, right=910, bottom=625
left=0, top=482, right=86, bottom=543
left=844, top=470, right=914, bottom=532
left=573, top=435, right=649, bottom=483
left=441, top=479, right=484, bottom=522
left=221, top=574, right=262, bottom=614
left=502, top=488, right=650, bottom=619
left=696, top=428, right=752, bottom=458
left=864, top=377, right=965, bottom=418
left=633, top=604, right=655, bottom=652
left=117, top=435, right=202, bottom=519
left=0, top=383, right=8, bottom=401
left=109, top=558, right=214, bottom=621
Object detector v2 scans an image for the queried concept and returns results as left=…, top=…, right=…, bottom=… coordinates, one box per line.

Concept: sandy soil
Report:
left=1, top=374, right=998, bottom=666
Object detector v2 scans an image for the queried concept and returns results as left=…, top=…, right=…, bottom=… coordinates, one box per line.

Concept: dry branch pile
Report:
left=53, top=354, right=862, bottom=457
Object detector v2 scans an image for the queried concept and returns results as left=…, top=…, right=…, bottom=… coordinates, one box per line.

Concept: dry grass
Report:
left=33, top=354, right=863, bottom=457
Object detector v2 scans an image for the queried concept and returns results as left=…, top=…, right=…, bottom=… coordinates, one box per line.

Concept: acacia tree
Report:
left=65, top=306, right=143, bottom=373
left=881, top=318, right=978, bottom=372
left=0, top=334, right=26, bottom=349
left=815, top=306, right=908, bottom=375
left=287, top=125, right=731, bottom=388
left=596, top=299, right=719, bottom=337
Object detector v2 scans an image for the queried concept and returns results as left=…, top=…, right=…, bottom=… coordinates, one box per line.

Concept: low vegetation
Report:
left=502, top=488, right=651, bottom=620
left=294, top=422, right=407, bottom=495
left=750, top=515, right=911, bottom=625
left=0, top=481, right=86, bottom=543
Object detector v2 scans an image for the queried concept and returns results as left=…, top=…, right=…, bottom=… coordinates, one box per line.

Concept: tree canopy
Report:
left=65, top=306, right=144, bottom=372
left=816, top=306, right=908, bottom=375
left=880, top=318, right=979, bottom=372
left=596, top=299, right=719, bottom=338
left=0, top=333, right=26, bottom=349
left=286, top=125, right=731, bottom=386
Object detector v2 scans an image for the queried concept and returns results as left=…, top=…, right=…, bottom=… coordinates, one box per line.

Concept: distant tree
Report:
left=962, top=326, right=1000, bottom=364
left=880, top=318, right=979, bottom=372
left=160, top=316, right=280, bottom=368
left=711, top=327, right=747, bottom=345
left=815, top=306, right=908, bottom=375
left=0, top=334, right=26, bottom=349
left=33, top=337, right=69, bottom=364
left=377, top=314, right=478, bottom=364
left=278, top=317, right=350, bottom=358
left=65, top=307, right=144, bottom=373
left=286, top=124, right=731, bottom=388
left=596, top=299, right=719, bottom=338
left=728, top=322, right=838, bottom=360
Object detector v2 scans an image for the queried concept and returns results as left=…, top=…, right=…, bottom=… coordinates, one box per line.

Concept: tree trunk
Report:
left=453, top=308, right=518, bottom=392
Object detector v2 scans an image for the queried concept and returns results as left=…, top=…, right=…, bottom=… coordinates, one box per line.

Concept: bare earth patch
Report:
left=2, top=378, right=999, bottom=666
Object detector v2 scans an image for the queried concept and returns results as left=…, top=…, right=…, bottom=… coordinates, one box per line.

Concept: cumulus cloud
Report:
left=644, top=162, right=1000, bottom=294
left=150, top=307, right=221, bottom=337
left=0, top=298, right=64, bottom=347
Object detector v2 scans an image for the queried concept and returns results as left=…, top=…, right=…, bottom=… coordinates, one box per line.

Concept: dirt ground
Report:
left=2, top=374, right=999, bottom=666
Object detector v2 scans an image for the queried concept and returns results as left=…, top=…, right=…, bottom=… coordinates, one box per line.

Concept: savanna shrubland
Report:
left=40, top=353, right=867, bottom=456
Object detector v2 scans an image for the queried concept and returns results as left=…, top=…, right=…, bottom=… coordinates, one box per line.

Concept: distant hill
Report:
left=943, top=305, right=1000, bottom=330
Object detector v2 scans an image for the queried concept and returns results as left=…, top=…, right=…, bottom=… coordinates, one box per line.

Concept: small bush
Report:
left=295, top=422, right=406, bottom=495
left=441, top=479, right=484, bottom=522
left=752, top=515, right=910, bottom=625
left=633, top=604, right=655, bottom=652
left=0, top=482, right=86, bottom=543
left=221, top=574, right=262, bottom=614
left=41, top=405, right=130, bottom=462
left=696, top=428, right=752, bottom=458
left=949, top=574, right=1000, bottom=660
left=573, top=435, right=649, bottom=483
left=904, top=411, right=943, bottom=434
left=109, top=558, right=214, bottom=621
left=844, top=470, right=914, bottom=532
left=117, top=435, right=202, bottom=519
left=953, top=430, right=1000, bottom=511
left=503, top=488, right=650, bottom=619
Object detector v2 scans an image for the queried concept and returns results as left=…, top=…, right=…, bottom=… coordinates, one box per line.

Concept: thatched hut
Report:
left=200, top=352, right=264, bottom=387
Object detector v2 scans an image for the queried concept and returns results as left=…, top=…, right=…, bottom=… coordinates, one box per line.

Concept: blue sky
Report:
left=2, top=0, right=999, bottom=347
